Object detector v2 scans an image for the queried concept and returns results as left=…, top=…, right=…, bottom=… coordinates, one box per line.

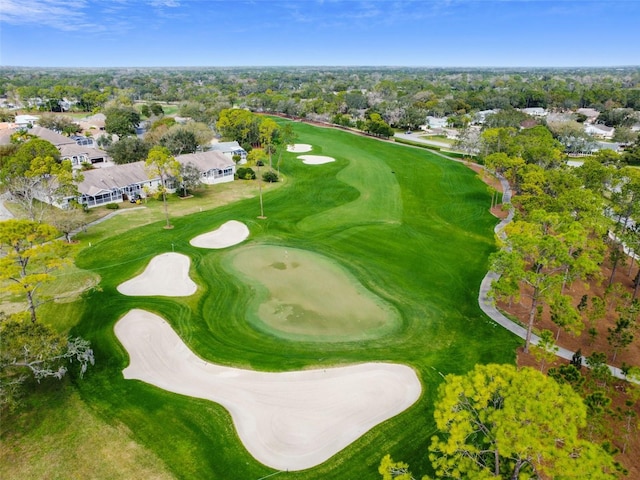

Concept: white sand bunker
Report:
left=287, top=143, right=313, bottom=153
left=190, top=220, right=249, bottom=249
left=117, top=253, right=197, bottom=297
left=298, top=155, right=336, bottom=165
left=115, top=309, right=422, bottom=471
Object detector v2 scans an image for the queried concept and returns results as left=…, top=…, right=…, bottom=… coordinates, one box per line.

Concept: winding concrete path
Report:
left=476, top=173, right=633, bottom=382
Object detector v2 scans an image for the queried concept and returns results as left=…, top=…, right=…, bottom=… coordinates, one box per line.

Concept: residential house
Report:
left=577, top=108, right=600, bottom=123
left=210, top=141, right=247, bottom=164
left=176, top=150, right=236, bottom=184
left=424, top=116, right=449, bottom=129
left=473, top=109, right=499, bottom=124
left=58, top=143, right=109, bottom=168
left=76, top=162, right=160, bottom=208
left=75, top=150, right=235, bottom=208
left=28, top=126, right=110, bottom=168
left=15, top=114, right=40, bottom=128
left=521, top=107, right=547, bottom=117
left=28, top=126, right=76, bottom=147
left=584, top=123, right=615, bottom=140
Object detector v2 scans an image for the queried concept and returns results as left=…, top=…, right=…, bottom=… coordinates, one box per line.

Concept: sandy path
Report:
left=116, top=253, right=197, bottom=297
left=115, top=309, right=422, bottom=471
left=287, top=143, right=313, bottom=153
left=190, top=220, right=249, bottom=249
left=298, top=155, right=335, bottom=165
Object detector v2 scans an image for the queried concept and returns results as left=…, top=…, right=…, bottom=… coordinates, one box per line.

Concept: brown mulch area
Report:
left=468, top=162, right=640, bottom=475
left=504, top=256, right=640, bottom=477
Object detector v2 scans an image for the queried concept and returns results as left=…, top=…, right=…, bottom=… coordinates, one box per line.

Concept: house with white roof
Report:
left=424, top=116, right=449, bottom=129
left=15, top=115, right=40, bottom=128
left=585, top=123, right=615, bottom=140
left=521, top=107, right=547, bottom=117
left=210, top=141, right=247, bottom=164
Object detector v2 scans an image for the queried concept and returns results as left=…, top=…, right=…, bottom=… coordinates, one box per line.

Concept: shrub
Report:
left=236, top=167, right=256, bottom=180
left=105, top=202, right=120, bottom=210
left=262, top=171, right=279, bottom=183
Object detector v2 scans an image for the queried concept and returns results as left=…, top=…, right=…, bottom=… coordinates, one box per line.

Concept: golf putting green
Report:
left=223, top=245, right=400, bottom=341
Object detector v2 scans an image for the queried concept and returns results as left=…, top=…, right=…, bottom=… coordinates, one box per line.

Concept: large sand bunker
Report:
left=115, top=309, right=421, bottom=471
left=190, top=220, right=249, bottom=249
left=117, top=253, right=197, bottom=297
left=287, top=143, right=313, bottom=153
left=298, top=155, right=335, bottom=165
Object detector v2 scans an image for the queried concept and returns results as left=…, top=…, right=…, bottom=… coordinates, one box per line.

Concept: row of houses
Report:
left=76, top=150, right=236, bottom=208
left=0, top=123, right=240, bottom=209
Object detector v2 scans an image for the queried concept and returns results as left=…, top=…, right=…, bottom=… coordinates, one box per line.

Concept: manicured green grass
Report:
left=225, top=244, right=400, bottom=341
left=7, top=120, right=521, bottom=479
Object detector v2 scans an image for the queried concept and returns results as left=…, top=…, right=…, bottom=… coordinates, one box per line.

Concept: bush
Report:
left=236, top=167, right=256, bottom=180
left=262, top=171, right=279, bottom=183
left=105, top=202, right=120, bottom=210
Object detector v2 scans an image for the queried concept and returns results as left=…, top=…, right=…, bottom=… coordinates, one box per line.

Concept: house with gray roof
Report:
left=28, top=126, right=110, bottom=168
left=75, top=150, right=235, bottom=208
left=28, top=126, right=76, bottom=147
left=76, top=162, right=159, bottom=208
left=176, top=150, right=236, bottom=184
left=58, top=143, right=110, bottom=168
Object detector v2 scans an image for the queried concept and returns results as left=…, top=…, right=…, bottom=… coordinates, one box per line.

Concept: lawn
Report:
left=2, top=120, right=520, bottom=479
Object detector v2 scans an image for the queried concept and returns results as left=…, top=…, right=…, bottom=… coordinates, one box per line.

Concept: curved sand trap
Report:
left=190, top=220, right=249, bottom=249
left=115, top=309, right=421, bottom=471
left=117, top=253, right=197, bottom=297
left=298, top=155, right=335, bottom=165
left=287, top=143, right=313, bottom=153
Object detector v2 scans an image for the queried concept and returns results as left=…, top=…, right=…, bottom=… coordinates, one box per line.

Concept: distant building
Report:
left=210, top=141, right=247, bottom=164
left=521, top=107, right=547, bottom=117
left=425, top=116, right=449, bottom=129
left=15, top=114, right=40, bottom=128
left=584, top=123, right=615, bottom=140
left=474, top=110, right=499, bottom=124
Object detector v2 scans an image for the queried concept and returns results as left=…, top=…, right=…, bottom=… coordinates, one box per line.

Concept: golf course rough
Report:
left=222, top=245, right=401, bottom=341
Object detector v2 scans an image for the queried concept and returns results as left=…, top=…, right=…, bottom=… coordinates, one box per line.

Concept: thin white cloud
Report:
left=149, top=0, right=181, bottom=6
left=0, top=0, right=92, bottom=30
left=0, top=0, right=183, bottom=32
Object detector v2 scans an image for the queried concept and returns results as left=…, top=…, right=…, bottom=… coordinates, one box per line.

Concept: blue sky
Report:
left=1, top=0, right=639, bottom=67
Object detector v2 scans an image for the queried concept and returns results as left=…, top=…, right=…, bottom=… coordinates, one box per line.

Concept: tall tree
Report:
left=104, top=106, right=141, bottom=137
left=0, top=220, right=74, bottom=323
left=0, top=318, right=94, bottom=409
left=428, top=364, right=616, bottom=479
left=490, top=214, right=573, bottom=352
left=159, top=126, right=198, bottom=155
left=107, top=136, right=150, bottom=165
left=145, top=146, right=181, bottom=228
left=1, top=139, right=78, bottom=221
left=259, top=117, right=279, bottom=169
left=275, top=122, right=297, bottom=178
